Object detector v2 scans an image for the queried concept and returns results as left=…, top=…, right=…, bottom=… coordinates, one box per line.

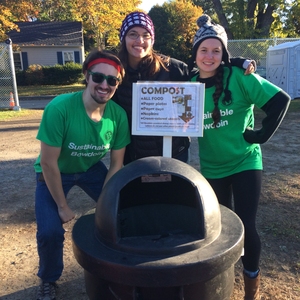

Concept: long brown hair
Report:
left=211, top=65, right=232, bottom=127
left=117, top=42, right=169, bottom=80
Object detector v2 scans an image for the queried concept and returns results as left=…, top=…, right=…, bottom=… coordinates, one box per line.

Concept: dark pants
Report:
left=206, top=170, right=262, bottom=272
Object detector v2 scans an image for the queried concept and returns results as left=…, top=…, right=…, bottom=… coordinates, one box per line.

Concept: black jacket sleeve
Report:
left=230, top=57, right=257, bottom=71
left=243, top=90, right=291, bottom=144
left=168, top=58, right=190, bottom=81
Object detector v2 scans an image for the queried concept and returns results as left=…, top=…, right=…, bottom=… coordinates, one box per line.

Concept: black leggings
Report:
left=206, top=170, right=262, bottom=272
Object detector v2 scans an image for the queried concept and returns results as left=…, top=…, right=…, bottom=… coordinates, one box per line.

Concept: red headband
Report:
left=87, top=58, right=121, bottom=73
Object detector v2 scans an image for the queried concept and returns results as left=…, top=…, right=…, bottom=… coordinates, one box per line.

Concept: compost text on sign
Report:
left=132, top=82, right=205, bottom=137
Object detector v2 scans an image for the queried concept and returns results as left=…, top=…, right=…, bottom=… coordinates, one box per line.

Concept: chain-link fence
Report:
left=228, top=37, right=300, bottom=69
left=228, top=37, right=300, bottom=99
left=0, top=39, right=20, bottom=110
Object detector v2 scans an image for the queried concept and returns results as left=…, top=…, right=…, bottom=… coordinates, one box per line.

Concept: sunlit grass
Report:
left=0, top=109, right=43, bottom=121
left=17, top=84, right=85, bottom=96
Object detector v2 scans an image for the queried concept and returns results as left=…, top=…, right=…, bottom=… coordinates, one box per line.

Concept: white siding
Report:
left=20, top=46, right=84, bottom=66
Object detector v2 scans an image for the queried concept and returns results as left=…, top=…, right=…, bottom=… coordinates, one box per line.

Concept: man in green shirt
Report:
left=34, top=50, right=130, bottom=300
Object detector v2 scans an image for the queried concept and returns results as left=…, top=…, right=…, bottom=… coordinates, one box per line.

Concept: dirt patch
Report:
left=0, top=109, right=299, bottom=300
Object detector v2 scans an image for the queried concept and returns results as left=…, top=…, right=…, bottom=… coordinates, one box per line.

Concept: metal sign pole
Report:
left=163, top=136, right=172, bottom=158
left=6, top=39, right=21, bottom=111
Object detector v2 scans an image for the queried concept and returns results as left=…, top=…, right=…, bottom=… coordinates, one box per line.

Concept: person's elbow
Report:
left=40, top=143, right=61, bottom=171
left=40, top=156, right=55, bottom=172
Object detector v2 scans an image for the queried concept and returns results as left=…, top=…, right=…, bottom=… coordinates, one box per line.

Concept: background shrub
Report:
left=16, top=63, right=84, bottom=86
left=25, top=64, right=44, bottom=85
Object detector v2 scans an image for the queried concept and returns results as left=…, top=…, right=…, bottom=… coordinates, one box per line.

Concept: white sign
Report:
left=132, top=82, right=205, bottom=137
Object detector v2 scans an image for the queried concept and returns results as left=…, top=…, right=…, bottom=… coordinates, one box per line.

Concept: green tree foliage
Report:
left=2, top=0, right=299, bottom=46
left=149, top=0, right=203, bottom=62
left=0, top=0, right=40, bottom=22
left=190, top=0, right=215, bottom=16
left=0, top=0, right=41, bottom=39
left=193, top=0, right=300, bottom=39
left=0, top=4, right=18, bottom=40
left=283, top=0, right=300, bottom=37
left=72, top=0, right=142, bottom=49
left=38, top=0, right=76, bottom=21
left=1, top=0, right=143, bottom=49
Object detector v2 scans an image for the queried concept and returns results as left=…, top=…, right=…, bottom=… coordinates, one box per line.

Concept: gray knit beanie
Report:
left=193, top=15, right=230, bottom=64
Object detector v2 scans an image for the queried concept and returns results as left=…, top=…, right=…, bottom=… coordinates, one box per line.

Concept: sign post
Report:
left=132, top=82, right=205, bottom=157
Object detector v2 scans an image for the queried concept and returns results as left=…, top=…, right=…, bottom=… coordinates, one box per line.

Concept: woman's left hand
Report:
left=244, top=62, right=255, bottom=75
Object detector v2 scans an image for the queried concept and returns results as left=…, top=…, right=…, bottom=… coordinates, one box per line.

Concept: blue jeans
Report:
left=35, top=161, right=108, bottom=282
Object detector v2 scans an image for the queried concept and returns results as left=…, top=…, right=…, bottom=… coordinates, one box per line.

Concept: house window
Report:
left=63, top=51, right=75, bottom=64
left=13, top=52, right=23, bottom=70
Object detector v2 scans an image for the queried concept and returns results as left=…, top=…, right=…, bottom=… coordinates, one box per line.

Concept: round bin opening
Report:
left=94, top=157, right=222, bottom=255
left=118, top=174, right=204, bottom=239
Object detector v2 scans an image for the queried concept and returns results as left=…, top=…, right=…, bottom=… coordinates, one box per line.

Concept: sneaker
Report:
left=36, top=281, right=57, bottom=300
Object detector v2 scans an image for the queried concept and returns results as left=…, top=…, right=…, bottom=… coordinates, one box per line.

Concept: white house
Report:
left=8, top=21, right=85, bottom=70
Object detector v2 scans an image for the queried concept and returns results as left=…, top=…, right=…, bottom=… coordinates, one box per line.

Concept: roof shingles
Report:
left=8, top=21, right=83, bottom=46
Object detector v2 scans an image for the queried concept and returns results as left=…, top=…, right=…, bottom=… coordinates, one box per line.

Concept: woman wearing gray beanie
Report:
left=190, top=14, right=291, bottom=300
left=113, top=11, right=255, bottom=164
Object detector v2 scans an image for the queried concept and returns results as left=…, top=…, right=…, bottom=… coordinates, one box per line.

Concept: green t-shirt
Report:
left=34, top=91, right=130, bottom=174
left=192, top=67, right=281, bottom=179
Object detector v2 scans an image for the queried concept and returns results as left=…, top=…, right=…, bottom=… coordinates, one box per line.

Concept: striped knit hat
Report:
left=120, top=11, right=155, bottom=43
left=193, top=14, right=230, bottom=64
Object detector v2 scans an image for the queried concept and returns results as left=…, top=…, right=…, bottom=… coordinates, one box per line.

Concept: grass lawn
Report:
left=0, top=84, right=85, bottom=121
left=17, top=83, right=85, bottom=96
left=0, top=108, right=43, bottom=121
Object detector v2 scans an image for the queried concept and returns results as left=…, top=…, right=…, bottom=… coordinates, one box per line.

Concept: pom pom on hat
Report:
left=197, top=14, right=211, bottom=28
left=193, top=14, right=228, bottom=50
left=120, top=11, right=155, bottom=43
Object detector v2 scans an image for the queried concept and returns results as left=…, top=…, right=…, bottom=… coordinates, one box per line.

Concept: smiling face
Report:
left=125, top=26, right=153, bottom=68
left=196, top=38, right=223, bottom=78
left=85, top=63, right=120, bottom=105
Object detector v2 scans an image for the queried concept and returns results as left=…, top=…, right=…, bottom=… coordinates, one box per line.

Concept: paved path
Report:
left=18, top=96, right=54, bottom=109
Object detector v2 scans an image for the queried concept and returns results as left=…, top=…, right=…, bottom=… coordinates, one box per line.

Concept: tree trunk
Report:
left=246, top=0, right=258, bottom=29
left=255, top=4, right=275, bottom=38
left=211, top=0, right=234, bottom=39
